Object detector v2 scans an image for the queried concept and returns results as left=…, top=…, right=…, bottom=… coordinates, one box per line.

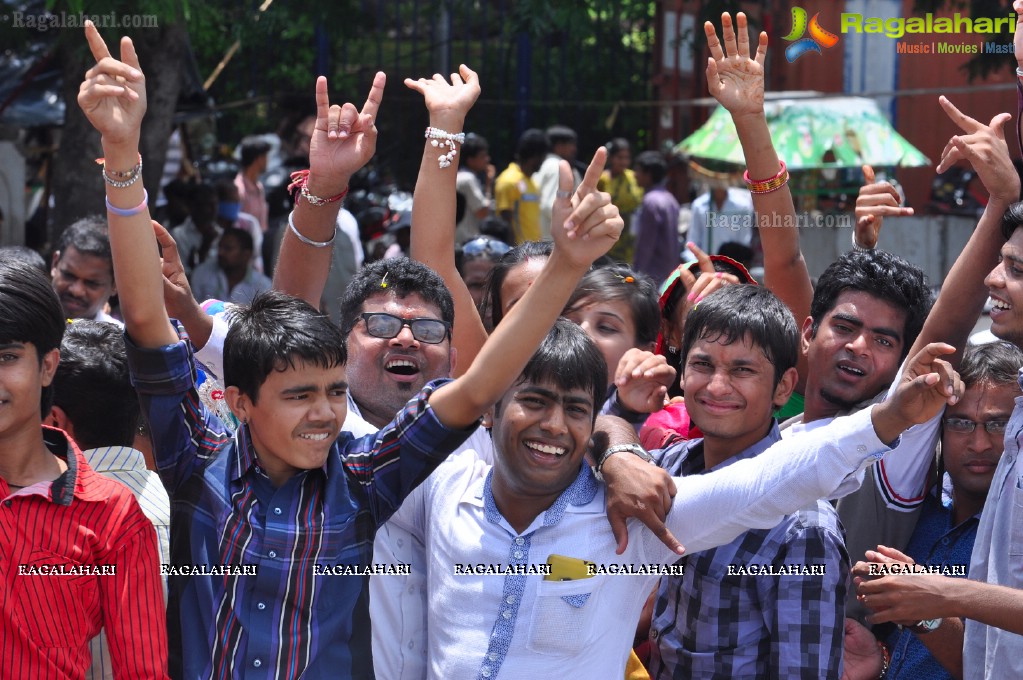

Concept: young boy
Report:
left=0, top=260, right=166, bottom=678
left=78, top=21, right=623, bottom=678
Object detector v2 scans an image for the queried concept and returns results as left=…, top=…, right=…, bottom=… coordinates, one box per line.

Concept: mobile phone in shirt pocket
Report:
left=526, top=576, right=605, bottom=656
left=12, top=549, right=99, bottom=648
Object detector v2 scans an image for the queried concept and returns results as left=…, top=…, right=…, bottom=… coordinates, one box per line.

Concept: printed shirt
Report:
left=964, top=371, right=1023, bottom=679
left=389, top=406, right=896, bottom=679
left=647, top=423, right=849, bottom=679
left=126, top=335, right=474, bottom=680
left=885, top=485, right=979, bottom=680
left=0, top=428, right=167, bottom=680
left=83, top=445, right=172, bottom=680
left=494, top=162, right=541, bottom=243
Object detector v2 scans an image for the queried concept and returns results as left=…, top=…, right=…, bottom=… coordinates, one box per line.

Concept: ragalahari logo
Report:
left=783, top=7, right=840, bottom=62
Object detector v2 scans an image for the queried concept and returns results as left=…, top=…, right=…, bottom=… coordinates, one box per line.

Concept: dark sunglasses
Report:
left=360, top=312, right=451, bottom=344
left=462, top=237, right=511, bottom=261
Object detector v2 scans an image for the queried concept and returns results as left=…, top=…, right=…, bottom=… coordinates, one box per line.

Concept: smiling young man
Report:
left=647, top=284, right=849, bottom=678
left=50, top=216, right=121, bottom=325
left=0, top=260, right=167, bottom=679
left=388, top=312, right=963, bottom=678
left=79, top=21, right=626, bottom=678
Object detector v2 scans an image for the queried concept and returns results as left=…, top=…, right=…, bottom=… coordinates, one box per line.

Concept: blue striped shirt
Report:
left=126, top=336, right=473, bottom=679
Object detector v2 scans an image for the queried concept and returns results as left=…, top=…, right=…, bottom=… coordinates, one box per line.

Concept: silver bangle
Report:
left=1016, top=66, right=1023, bottom=78
left=851, top=230, right=874, bottom=252
left=287, top=211, right=335, bottom=248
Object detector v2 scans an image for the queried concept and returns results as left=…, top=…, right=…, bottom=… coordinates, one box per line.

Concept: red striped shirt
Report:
left=0, top=427, right=168, bottom=679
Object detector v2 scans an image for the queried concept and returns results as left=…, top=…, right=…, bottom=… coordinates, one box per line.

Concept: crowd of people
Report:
left=4, top=10, right=1023, bottom=680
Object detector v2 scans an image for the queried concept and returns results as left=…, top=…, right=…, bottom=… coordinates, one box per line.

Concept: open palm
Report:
left=404, top=65, right=481, bottom=118
left=704, top=12, right=767, bottom=117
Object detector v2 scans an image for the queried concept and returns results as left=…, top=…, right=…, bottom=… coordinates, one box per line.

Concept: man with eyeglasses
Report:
left=852, top=341, right=1022, bottom=679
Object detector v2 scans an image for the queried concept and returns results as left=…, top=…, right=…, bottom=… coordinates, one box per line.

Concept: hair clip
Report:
left=380, top=273, right=389, bottom=289
left=615, top=273, right=635, bottom=284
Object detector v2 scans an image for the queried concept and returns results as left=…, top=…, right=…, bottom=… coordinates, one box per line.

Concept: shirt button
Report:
left=257, top=602, right=266, bottom=611
left=513, top=550, right=524, bottom=559
left=857, top=445, right=867, bottom=453
left=253, top=659, right=262, bottom=668
left=506, top=595, right=516, bottom=604
left=268, top=550, right=277, bottom=558
left=397, top=538, right=404, bottom=548
left=488, top=653, right=498, bottom=662
left=3, top=500, right=10, bottom=508
left=502, top=610, right=512, bottom=619
left=273, top=507, right=282, bottom=516
left=408, top=641, right=414, bottom=650
left=482, top=669, right=492, bottom=678
left=514, top=537, right=525, bottom=545
left=408, top=586, right=415, bottom=594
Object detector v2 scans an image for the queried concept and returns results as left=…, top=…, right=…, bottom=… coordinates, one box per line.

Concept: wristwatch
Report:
left=592, top=444, right=653, bottom=482
left=908, top=618, right=943, bottom=634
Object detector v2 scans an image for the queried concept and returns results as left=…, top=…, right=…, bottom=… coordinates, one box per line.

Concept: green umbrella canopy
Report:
left=677, top=96, right=930, bottom=169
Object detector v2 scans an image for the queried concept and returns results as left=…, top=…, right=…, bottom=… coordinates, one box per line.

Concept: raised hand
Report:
left=550, top=147, right=623, bottom=270
left=872, top=342, right=962, bottom=443
left=935, top=96, right=1018, bottom=204
left=78, top=20, right=146, bottom=145
left=615, top=349, right=677, bottom=413
left=403, top=64, right=481, bottom=120
left=307, top=72, right=386, bottom=193
left=854, top=165, right=912, bottom=249
left=705, top=12, right=768, bottom=118
left=680, top=241, right=741, bottom=304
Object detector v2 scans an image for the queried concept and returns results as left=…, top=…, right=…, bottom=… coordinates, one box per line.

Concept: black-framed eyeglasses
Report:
left=943, top=417, right=1009, bottom=434
left=462, top=237, right=511, bottom=261
left=360, top=312, right=451, bottom=344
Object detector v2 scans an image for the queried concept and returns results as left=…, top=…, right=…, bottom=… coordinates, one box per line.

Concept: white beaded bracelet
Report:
left=425, top=126, right=465, bottom=169
left=288, top=210, right=336, bottom=248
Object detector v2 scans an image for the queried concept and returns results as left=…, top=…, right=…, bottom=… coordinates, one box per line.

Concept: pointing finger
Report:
left=939, top=95, right=981, bottom=134
left=360, top=71, right=386, bottom=121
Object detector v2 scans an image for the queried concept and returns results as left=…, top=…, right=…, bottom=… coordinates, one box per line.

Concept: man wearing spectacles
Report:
left=853, top=341, right=1023, bottom=679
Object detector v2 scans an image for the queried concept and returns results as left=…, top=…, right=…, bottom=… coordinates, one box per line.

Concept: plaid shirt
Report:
left=648, top=423, right=850, bottom=679
left=126, top=336, right=474, bottom=680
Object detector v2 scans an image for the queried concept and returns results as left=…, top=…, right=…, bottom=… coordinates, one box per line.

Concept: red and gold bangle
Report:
left=743, top=160, right=789, bottom=194
left=288, top=169, right=348, bottom=207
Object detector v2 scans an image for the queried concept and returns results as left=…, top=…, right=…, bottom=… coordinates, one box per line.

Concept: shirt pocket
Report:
left=12, top=549, right=100, bottom=648
left=526, top=576, right=604, bottom=656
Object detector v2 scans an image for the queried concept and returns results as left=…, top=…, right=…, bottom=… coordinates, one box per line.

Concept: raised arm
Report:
left=274, top=73, right=385, bottom=307
left=905, top=97, right=1019, bottom=366
left=853, top=164, right=914, bottom=250
left=706, top=12, right=812, bottom=390
left=405, top=66, right=490, bottom=375
left=78, top=21, right=176, bottom=348
left=429, top=153, right=622, bottom=428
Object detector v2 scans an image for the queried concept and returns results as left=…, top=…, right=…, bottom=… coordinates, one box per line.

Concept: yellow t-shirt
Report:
left=495, top=162, right=541, bottom=243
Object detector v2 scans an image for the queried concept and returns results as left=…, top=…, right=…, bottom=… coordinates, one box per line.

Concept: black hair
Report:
left=516, top=129, right=549, bottom=164
left=338, top=257, right=455, bottom=335
left=461, top=133, right=489, bottom=162
left=565, top=264, right=660, bottom=347
left=515, top=318, right=608, bottom=418
left=1001, top=201, right=1023, bottom=240
left=661, top=258, right=754, bottom=330
left=215, top=177, right=240, bottom=202
left=546, top=125, right=577, bottom=147
left=190, top=182, right=217, bottom=206
left=0, top=245, right=48, bottom=275
left=240, top=139, right=271, bottom=168
left=810, top=249, right=933, bottom=361
left=484, top=240, right=554, bottom=327
left=479, top=216, right=514, bottom=246
left=959, top=341, right=1023, bottom=388
left=52, top=320, right=140, bottom=450
left=634, top=151, right=667, bottom=184
left=55, top=215, right=111, bottom=263
left=606, top=138, right=631, bottom=156
left=681, top=284, right=798, bottom=388
left=220, top=227, right=255, bottom=253
left=0, top=260, right=65, bottom=415
left=224, top=290, right=347, bottom=402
